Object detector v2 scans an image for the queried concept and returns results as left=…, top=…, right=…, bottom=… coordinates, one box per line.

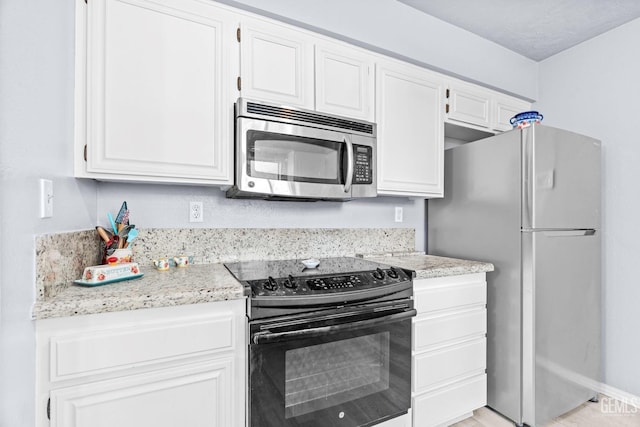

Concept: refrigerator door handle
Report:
left=522, top=127, right=534, bottom=229
left=541, top=229, right=596, bottom=237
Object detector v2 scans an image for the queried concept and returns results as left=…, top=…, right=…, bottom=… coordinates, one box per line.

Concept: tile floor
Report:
left=452, top=396, right=640, bottom=426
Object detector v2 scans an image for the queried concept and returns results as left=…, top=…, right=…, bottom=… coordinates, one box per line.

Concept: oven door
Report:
left=234, top=117, right=376, bottom=200
left=249, top=302, right=415, bottom=427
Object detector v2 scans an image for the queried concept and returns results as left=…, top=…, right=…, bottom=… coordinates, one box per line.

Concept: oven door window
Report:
left=249, top=317, right=411, bottom=427
left=247, top=130, right=344, bottom=184
left=285, top=332, right=390, bottom=418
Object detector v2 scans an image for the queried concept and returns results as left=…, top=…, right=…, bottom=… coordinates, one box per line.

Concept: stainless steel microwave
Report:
left=226, top=99, right=377, bottom=201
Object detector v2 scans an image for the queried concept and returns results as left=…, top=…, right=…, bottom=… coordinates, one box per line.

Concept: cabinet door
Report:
left=493, top=94, right=531, bottom=131
left=239, top=18, right=314, bottom=109
left=446, top=82, right=491, bottom=128
left=315, top=42, right=374, bottom=121
left=84, top=0, right=235, bottom=183
left=51, top=359, right=233, bottom=427
left=376, top=60, right=444, bottom=197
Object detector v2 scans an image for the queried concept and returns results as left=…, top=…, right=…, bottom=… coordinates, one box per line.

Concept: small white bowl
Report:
left=301, top=258, right=320, bottom=269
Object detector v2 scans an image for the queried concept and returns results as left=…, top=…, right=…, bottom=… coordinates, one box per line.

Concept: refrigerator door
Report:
left=522, top=229, right=600, bottom=427
left=522, top=126, right=601, bottom=230
left=429, top=131, right=523, bottom=423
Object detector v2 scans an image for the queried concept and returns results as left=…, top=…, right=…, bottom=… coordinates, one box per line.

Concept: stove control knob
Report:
left=284, top=275, right=298, bottom=289
left=387, top=267, right=399, bottom=279
left=372, top=268, right=385, bottom=280
left=264, top=276, right=278, bottom=291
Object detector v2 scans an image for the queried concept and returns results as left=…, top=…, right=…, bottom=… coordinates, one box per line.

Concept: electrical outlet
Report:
left=394, top=207, right=403, bottom=223
left=189, top=201, right=203, bottom=223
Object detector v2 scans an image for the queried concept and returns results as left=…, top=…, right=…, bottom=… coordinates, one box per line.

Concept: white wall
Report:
left=0, top=1, right=97, bottom=426
left=536, top=17, right=640, bottom=396
left=0, top=0, right=539, bottom=425
left=218, top=0, right=538, bottom=100
left=97, top=184, right=424, bottom=247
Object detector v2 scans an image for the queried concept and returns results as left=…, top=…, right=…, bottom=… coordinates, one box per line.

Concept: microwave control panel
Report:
left=354, top=145, right=373, bottom=184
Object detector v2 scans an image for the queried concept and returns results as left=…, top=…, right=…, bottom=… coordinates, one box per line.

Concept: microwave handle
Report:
left=344, top=135, right=354, bottom=193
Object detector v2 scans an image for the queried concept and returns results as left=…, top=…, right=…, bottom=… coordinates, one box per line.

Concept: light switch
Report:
left=40, top=179, right=53, bottom=218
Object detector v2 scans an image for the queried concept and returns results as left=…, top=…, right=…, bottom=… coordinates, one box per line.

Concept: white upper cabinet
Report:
left=445, top=79, right=531, bottom=133
left=238, top=18, right=374, bottom=121
left=446, top=81, right=491, bottom=128
left=493, top=94, right=532, bottom=131
left=315, top=41, right=375, bottom=121
left=376, top=59, right=444, bottom=198
left=239, top=18, right=315, bottom=109
left=76, top=0, right=237, bottom=184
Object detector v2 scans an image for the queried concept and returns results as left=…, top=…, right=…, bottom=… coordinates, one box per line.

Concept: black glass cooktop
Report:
left=224, top=257, right=394, bottom=282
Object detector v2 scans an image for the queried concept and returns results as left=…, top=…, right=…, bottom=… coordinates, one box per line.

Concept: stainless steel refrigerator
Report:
left=428, top=125, right=601, bottom=427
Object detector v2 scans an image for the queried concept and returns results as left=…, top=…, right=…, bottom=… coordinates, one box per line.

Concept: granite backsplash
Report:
left=36, top=228, right=416, bottom=300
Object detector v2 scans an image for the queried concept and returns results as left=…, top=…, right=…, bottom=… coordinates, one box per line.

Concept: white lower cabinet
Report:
left=50, top=359, right=231, bottom=427
left=36, top=299, right=246, bottom=427
left=412, top=274, right=487, bottom=427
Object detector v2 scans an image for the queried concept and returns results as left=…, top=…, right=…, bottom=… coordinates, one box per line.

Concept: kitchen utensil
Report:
left=115, top=201, right=128, bottom=224
left=107, top=212, right=117, bottom=234
left=125, top=228, right=138, bottom=248
left=95, top=226, right=112, bottom=243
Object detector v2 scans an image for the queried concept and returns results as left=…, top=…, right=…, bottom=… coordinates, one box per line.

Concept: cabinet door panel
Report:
left=413, top=308, right=486, bottom=351
left=86, top=0, right=233, bottom=182
left=494, top=95, right=531, bottom=131
left=315, top=43, right=374, bottom=121
left=447, top=83, right=491, bottom=128
left=240, top=19, right=314, bottom=108
left=413, top=374, right=487, bottom=427
left=51, top=360, right=232, bottom=427
left=51, top=316, right=234, bottom=381
left=376, top=61, right=444, bottom=197
left=413, top=338, right=485, bottom=392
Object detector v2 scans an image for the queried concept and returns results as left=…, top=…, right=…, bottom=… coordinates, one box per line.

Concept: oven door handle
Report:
left=252, top=308, right=416, bottom=345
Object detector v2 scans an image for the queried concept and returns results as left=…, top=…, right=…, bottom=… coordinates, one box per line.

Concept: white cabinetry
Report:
left=315, top=41, right=374, bottom=121
left=75, top=0, right=237, bottom=184
left=239, top=17, right=315, bottom=109
left=36, top=300, right=246, bottom=427
left=412, top=274, right=487, bottom=427
left=239, top=18, right=374, bottom=121
left=445, top=79, right=531, bottom=133
left=493, top=93, right=532, bottom=131
left=376, top=59, right=444, bottom=197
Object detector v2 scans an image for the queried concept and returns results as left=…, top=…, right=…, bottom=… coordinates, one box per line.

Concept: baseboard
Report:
left=597, top=383, right=640, bottom=409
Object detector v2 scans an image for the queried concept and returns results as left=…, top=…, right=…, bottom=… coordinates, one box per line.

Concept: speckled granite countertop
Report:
left=32, top=254, right=493, bottom=320
left=364, top=254, right=494, bottom=279
left=32, top=264, right=245, bottom=320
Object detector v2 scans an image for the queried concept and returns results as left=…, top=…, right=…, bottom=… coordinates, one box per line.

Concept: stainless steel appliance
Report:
left=428, top=125, right=601, bottom=427
left=224, top=257, right=415, bottom=427
left=227, top=98, right=377, bottom=201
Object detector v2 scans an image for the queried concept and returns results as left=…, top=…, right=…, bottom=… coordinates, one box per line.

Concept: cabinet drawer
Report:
left=50, top=316, right=234, bottom=382
left=413, top=308, right=486, bottom=351
left=413, top=374, right=487, bottom=427
left=414, top=277, right=486, bottom=314
left=413, top=338, right=485, bottom=393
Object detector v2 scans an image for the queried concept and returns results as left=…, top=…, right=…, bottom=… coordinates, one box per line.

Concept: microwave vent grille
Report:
left=246, top=102, right=374, bottom=135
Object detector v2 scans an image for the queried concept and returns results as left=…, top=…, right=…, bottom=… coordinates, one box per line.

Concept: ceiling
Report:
left=397, top=0, right=640, bottom=61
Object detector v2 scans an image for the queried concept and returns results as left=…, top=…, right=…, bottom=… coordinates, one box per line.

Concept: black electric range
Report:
left=224, top=256, right=415, bottom=319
